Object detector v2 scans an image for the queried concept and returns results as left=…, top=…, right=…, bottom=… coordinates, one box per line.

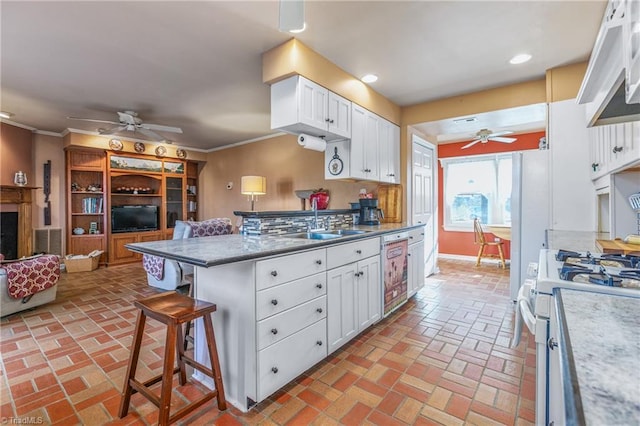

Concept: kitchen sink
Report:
left=284, top=232, right=343, bottom=240
left=283, top=229, right=369, bottom=240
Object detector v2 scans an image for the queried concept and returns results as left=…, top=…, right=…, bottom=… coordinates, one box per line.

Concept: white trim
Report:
left=207, top=132, right=287, bottom=152
left=438, top=253, right=507, bottom=267
left=0, top=119, right=37, bottom=131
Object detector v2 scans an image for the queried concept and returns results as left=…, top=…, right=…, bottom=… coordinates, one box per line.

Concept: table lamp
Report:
left=241, top=176, right=266, bottom=211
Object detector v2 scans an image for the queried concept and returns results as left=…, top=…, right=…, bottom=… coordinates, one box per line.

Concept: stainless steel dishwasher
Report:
left=382, top=231, right=409, bottom=317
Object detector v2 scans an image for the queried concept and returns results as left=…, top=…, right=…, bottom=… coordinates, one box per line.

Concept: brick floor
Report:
left=0, top=258, right=535, bottom=425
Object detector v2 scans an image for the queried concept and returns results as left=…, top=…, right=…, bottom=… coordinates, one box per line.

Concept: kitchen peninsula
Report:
left=126, top=222, right=425, bottom=411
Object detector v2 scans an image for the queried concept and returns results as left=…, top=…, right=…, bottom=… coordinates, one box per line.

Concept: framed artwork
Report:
left=110, top=155, right=163, bottom=172
left=164, top=161, right=185, bottom=174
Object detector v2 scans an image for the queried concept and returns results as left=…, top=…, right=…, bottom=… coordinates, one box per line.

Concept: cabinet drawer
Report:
left=257, top=296, right=326, bottom=350
left=258, top=319, right=327, bottom=401
left=257, top=272, right=326, bottom=320
left=326, top=238, right=380, bottom=269
left=408, top=226, right=425, bottom=243
left=256, top=249, right=326, bottom=290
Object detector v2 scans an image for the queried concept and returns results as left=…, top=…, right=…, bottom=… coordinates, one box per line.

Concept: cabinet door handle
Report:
left=408, top=253, right=412, bottom=257
left=271, top=299, right=278, bottom=305
left=329, top=119, right=334, bottom=124
left=325, top=118, right=331, bottom=122
left=356, top=249, right=362, bottom=254
left=316, top=307, right=323, bottom=313
left=271, top=367, right=278, bottom=374
left=316, top=259, right=322, bottom=265
left=316, top=340, right=323, bottom=346
left=271, top=270, right=278, bottom=277
left=591, top=162, right=600, bottom=172
left=271, top=328, right=278, bottom=335
left=613, top=146, right=623, bottom=153
left=410, top=236, right=414, bottom=239
left=316, top=283, right=323, bottom=289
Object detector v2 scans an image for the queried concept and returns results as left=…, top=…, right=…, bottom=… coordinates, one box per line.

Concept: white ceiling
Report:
left=1, top=1, right=605, bottom=151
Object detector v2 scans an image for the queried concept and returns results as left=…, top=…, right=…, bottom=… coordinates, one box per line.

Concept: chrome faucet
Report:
left=309, top=198, right=322, bottom=231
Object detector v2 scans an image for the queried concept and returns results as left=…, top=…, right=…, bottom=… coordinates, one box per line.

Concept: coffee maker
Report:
left=358, top=199, right=384, bottom=225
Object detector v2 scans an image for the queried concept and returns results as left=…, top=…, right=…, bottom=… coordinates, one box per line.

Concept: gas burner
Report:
left=556, top=249, right=582, bottom=262
left=588, top=266, right=623, bottom=286
left=600, top=254, right=640, bottom=269
left=620, top=269, right=640, bottom=280
left=559, top=263, right=591, bottom=281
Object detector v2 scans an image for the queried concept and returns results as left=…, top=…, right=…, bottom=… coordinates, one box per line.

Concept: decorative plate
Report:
left=155, top=145, right=167, bottom=157
left=176, top=148, right=187, bottom=159
left=328, top=146, right=344, bottom=176
left=109, top=139, right=123, bottom=151
left=134, top=142, right=145, bottom=153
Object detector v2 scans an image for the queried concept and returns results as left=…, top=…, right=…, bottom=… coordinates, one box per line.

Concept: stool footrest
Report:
left=168, top=391, right=219, bottom=424
left=182, top=355, right=214, bottom=379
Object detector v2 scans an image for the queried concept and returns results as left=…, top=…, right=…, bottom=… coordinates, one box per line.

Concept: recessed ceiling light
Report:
left=0, top=111, right=14, bottom=119
left=289, top=22, right=306, bottom=33
left=361, top=74, right=378, bottom=84
left=510, top=54, right=532, bottom=65
left=453, top=116, right=477, bottom=124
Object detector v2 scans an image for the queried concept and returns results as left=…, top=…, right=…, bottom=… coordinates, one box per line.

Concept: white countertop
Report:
left=557, top=289, right=640, bottom=425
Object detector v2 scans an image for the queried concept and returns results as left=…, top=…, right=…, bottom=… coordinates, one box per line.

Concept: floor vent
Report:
left=33, top=228, right=62, bottom=255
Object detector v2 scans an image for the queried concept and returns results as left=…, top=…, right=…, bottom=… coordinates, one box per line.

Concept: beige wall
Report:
left=546, top=62, right=588, bottom=103
left=200, top=134, right=379, bottom=222
left=0, top=122, right=33, bottom=186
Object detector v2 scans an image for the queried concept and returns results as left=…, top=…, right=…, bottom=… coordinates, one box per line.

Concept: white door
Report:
left=411, top=136, right=437, bottom=276
left=356, top=255, right=381, bottom=330
left=327, top=263, right=358, bottom=354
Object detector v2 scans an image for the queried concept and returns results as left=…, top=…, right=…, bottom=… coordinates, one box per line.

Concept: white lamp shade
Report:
left=241, top=176, right=266, bottom=195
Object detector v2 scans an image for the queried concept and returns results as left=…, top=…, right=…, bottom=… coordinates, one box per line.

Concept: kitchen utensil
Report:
left=294, top=189, right=315, bottom=210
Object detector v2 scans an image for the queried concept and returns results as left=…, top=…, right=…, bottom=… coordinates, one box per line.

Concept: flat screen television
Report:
left=111, top=205, right=159, bottom=233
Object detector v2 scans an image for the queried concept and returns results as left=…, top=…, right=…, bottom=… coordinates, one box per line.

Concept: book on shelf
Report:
left=82, top=197, right=103, bottom=214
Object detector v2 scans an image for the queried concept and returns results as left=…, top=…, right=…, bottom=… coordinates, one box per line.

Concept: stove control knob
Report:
left=547, top=337, right=558, bottom=351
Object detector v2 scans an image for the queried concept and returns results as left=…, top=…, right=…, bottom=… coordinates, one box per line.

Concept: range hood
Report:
left=577, top=0, right=640, bottom=126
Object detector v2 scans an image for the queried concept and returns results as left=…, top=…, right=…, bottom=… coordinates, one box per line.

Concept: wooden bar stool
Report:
left=118, top=291, right=227, bottom=425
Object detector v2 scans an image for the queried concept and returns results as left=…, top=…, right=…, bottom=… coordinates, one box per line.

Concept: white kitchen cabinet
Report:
left=356, top=255, right=381, bottom=330
left=327, top=104, right=399, bottom=183
left=588, top=120, right=640, bottom=179
left=407, top=238, right=425, bottom=298
left=350, top=104, right=379, bottom=180
left=271, top=75, right=351, bottom=141
left=326, top=262, right=358, bottom=352
left=326, top=237, right=382, bottom=354
left=379, top=119, right=401, bottom=184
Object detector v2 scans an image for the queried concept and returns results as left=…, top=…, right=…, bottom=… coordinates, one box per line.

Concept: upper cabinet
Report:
left=271, top=75, right=351, bottom=140
left=325, top=105, right=400, bottom=183
left=589, top=121, right=640, bottom=179
left=578, top=0, right=640, bottom=126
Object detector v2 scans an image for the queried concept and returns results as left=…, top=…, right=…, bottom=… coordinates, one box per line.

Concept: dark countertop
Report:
left=126, top=223, right=422, bottom=268
left=234, top=209, right=357, bottom=218
left=556, top=289, right=640, bottom=425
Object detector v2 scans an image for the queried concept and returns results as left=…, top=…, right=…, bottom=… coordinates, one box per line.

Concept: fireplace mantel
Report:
left=1, top=185, right=39, bottom=257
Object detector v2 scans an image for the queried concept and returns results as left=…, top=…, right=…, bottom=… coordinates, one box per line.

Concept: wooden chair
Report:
left=473, top=218, right=506, bottom=268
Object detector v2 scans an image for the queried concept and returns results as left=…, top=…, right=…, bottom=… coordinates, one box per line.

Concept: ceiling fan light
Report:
left=361, top=74, right=378, bottom=84
left=509, top=53, right=532, bottom=65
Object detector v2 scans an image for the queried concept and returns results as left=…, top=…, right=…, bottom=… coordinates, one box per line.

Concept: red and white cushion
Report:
left=2, top=255, right=60, bottom=299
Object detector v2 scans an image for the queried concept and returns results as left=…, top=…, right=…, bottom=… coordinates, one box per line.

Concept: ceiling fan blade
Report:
left=67, top=117, right=120, bottom=125
left=490, top=137, right=517, bottom=143
left=137, top=127, right=165, bottom=141
left=98, top=125, right=127, bottom=135
left=488, top=130, right=513, bottom=138
left=141, top=123, right=183, bottom=134
left=461, top=139, right=481, bottom=149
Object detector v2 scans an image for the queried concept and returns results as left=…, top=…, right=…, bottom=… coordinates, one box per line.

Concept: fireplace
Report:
left=0, top=185, right=36, bottom=258
left=0, top=212, right=18, bottom=260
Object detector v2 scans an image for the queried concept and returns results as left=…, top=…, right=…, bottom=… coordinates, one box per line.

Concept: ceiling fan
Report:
left=461, top=129, right=517, bottom=149
left=67, top=110, right=183, bottom=141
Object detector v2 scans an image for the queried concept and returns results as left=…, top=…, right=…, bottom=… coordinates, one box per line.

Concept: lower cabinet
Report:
left=327, top=241, right=381, bottom=354
left=193, top=236, right=385, bottom=412
left=109, top=231, right=163, bottom=264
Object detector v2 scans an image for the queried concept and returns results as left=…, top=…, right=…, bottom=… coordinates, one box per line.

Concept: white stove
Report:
left=514, top=249, right=640, bottom=425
